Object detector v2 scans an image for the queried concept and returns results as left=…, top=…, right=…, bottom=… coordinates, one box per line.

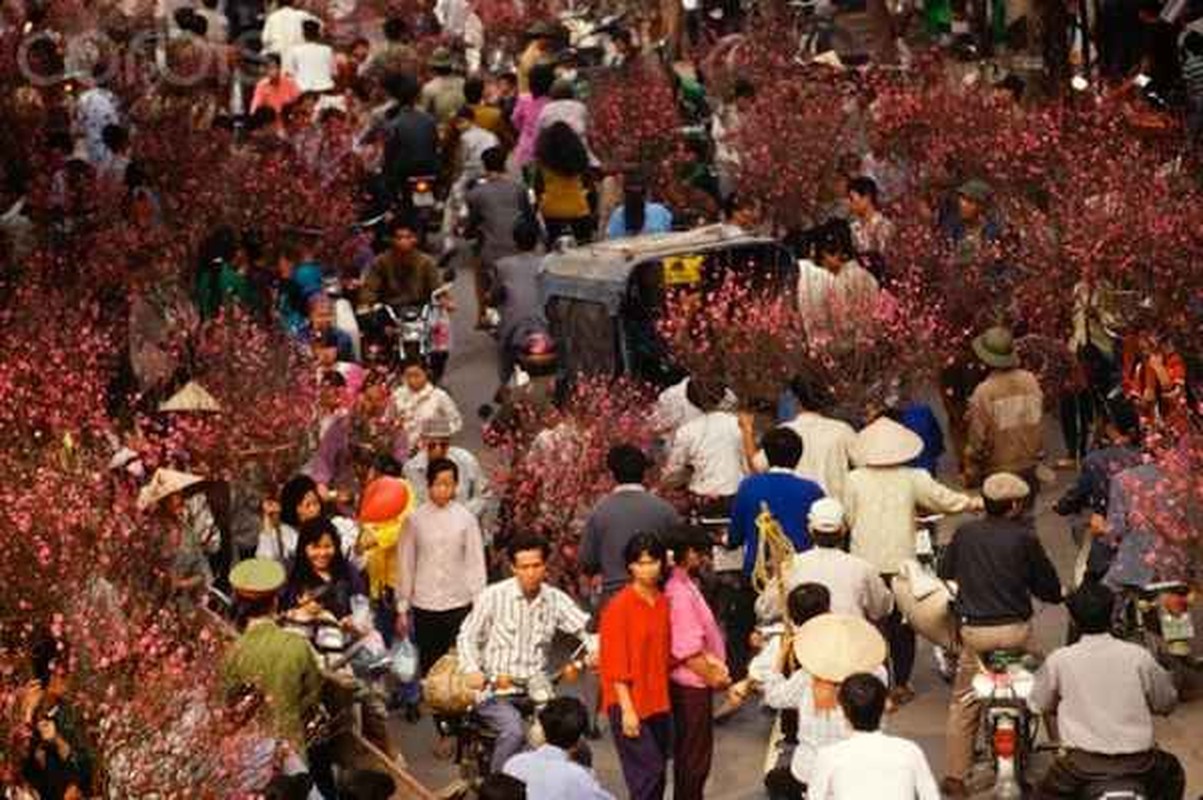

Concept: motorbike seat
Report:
left=1085, top=776, right=1146, bottom=799
left=981, top=648, right=1029, bottom=672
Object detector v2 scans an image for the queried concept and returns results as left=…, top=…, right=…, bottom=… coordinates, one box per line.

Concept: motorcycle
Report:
left=1116, top=581, right=1200, bottom=688
left=438, top=644, right=588, bottom=788
left=406, top=174, right=441, bottom=236
left=558, top=7, right=627, bottom=68
left=367, top=283, right=454, bottom=378
left=970, top=648, right=1039, bottom=797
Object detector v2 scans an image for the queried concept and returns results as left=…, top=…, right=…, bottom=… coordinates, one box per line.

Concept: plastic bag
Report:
left=390, top=639, right=419, bottom=683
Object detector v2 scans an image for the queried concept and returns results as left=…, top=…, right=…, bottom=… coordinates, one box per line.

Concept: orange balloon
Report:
left=358, top=477, right=412, bottom=523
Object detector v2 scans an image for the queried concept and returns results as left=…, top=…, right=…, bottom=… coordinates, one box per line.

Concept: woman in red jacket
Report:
left=599, top=532, right=672, bottom=800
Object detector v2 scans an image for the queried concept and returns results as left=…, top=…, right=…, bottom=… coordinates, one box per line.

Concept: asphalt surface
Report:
left=392, top=237, right=1203, bottom=799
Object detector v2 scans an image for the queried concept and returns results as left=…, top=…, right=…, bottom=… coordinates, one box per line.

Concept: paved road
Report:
left=392, top=267, right=1203, bottom=798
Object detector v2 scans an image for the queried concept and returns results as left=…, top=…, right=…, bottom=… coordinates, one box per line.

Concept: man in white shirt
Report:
left=796, top=219, right=880, bottom=340
left=809, top=673, right=941, bottom=800
left=652, top=375, right=737, bottom=447
left=457, top=535, right=596, bottom=773
left=747, top=374, right=856, bottom=501
left=260, top=0, right=316, bottom=57
left=664, top=377, right=746, bottom=504
left=284, top=19, right=335, bottom=93
left=1026, top=582, right=1184, bottom=800
left=756, top=498, right=893, bottom=623
left=402, top=417, right=490, bottom=521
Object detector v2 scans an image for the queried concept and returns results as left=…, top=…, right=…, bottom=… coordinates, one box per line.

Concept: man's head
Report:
left=351, top=37, right=371, bottom=63
left=383, top=71, right=421, bottom=106
left=684, top=376, right=727, bottom=413
left=508, top=534, right=552, bottom=596
left=538, top=697, right=589, bottom=751
left=838, top=672, right=888, bottom=732
left=982, top=472, right=1030, bottom=517
left=1067, top=581, right=1116, bottom=635
left=388, top=218, right=420, bottom=255
left=265, top=52, right=283, bottom=80
left=319, top=369, right=346, bottom=411
left=511, top=217, right=541, bottom=252
left=498, top=72, right=518, bottom=97
left=762, top=426, right=803, bottom=470
left=993, top=73, right=1026, bottom=104
left=308, top=293, right=334, bottom=332
left=302, top=18, right=321, bottom=42
left=478, top=774, right=526, bottom=800
left=668, top=524, right=713, bottom=574
left=102, top=123, right=129, bottom=155
left=382, top=16, right=408, bottom=43
left=787, top=582, right=831, bottom=627
left=421, top=416, right=454, bottom=459
left=613, top=28, right=635, bottom=58
left=32, top=635, right=70, bottom=698
left=816, top=219, right=854, bottom=270
left=529, top=62, right=557, bottom=99
left=1185, top=30, right=1203, bottom=58
left=401, top=358, right=430, bottom=392
left=808, top=497, right=847, bottom=546
left=847, top=176, right=880, bottom=217
left=790, top=372, right=831, bottom=413
left=464, top=75, right=486, bottom=105
left=1104, top=398, right=1141, bottom=445
left=957, top=179, right=992, bottom=224
left=482, top=145, right=507, bottom=175
left=607, top=443, right=649, bottom=485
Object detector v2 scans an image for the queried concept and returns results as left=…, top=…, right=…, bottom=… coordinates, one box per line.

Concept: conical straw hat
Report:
left=792, top=613, right=887, bottom=683
left=852, top=417, right=924, bottom=467
left=159, top=380, right=222, bottom=413
left=137, top=468, right=205, bottom=510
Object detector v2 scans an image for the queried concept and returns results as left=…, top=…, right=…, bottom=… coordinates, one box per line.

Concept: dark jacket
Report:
left=939, top=516, right=1062, bottom=624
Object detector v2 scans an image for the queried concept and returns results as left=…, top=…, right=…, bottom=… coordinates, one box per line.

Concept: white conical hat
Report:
left=852, top=417, right=924, bottom=467
left=812, top=50, right=844, bottom=69
left=159, top=381, right=222, bottom=413
left=137, top=468, right=204, bottom=510
left=792, top=613, right=887, bottom=683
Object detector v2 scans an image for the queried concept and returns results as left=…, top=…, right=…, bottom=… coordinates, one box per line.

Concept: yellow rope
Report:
left=751, top=501, right=797, bottom=597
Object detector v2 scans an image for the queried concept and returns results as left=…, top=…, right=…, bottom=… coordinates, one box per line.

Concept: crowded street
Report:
left=2, top=0, right=1203, bottom=798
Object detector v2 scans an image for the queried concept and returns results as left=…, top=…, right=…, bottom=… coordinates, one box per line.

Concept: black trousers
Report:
left=670, top=683, right=714, bottom=800
left=882, top=575, right=916, bottom=687
left=1035, top=748, right=1184, bottom=800
left=412, top=605, right=472, bottom=676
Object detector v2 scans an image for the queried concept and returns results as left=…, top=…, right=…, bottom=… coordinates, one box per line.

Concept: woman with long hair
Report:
left=606, top=174, right=674, bottom=239
left=534, top=121, right=594, bottom=245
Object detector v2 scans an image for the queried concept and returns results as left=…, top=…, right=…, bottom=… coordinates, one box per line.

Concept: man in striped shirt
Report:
left=456, top=534, right=597, bottom=772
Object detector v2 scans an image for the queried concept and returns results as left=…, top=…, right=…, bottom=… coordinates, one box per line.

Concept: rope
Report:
left=751, top=501, right=797, bottom=598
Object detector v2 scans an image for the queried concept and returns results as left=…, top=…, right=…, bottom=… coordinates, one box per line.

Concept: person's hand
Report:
left=357, top=529, right=378, bottom=552
left=620, top=706, right=641, bottom=739
left=709, top=662, right=732, bottom=690
left=748, top=630, right=764, bottom=652
left=1089, top=513, right=1107, bottom=537
left=464, top=672, right=486, bottom=691
left=393, top=612, right=410, bottom=640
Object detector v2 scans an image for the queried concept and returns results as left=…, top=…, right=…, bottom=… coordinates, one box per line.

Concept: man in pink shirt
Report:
left=250, top=53, right=301, bottom=115
left=665, top=525, right=731, bottom=800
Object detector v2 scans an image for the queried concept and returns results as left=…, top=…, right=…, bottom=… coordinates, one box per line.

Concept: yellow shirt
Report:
left=538, top=167, right=590, bottom=220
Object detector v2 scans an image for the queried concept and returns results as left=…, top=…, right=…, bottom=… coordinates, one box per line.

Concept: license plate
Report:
left=412, top=191, right=434, bottom=208
left=1160, top=611, right=1195, bottom=641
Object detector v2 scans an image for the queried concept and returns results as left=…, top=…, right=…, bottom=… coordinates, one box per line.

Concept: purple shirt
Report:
left=665, top=566, right=727, bottom=689
left=511, top=94, right=549, bottom=168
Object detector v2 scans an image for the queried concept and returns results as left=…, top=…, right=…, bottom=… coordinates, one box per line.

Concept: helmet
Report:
left=517, top=330, right=557, bottom=375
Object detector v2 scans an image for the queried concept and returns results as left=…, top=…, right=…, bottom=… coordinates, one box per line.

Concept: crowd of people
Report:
left=2, top=0, right=1202, bottom=798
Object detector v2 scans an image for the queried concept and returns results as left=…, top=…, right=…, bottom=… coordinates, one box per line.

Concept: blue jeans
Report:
left=476, top=698, right=526, bottom=773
